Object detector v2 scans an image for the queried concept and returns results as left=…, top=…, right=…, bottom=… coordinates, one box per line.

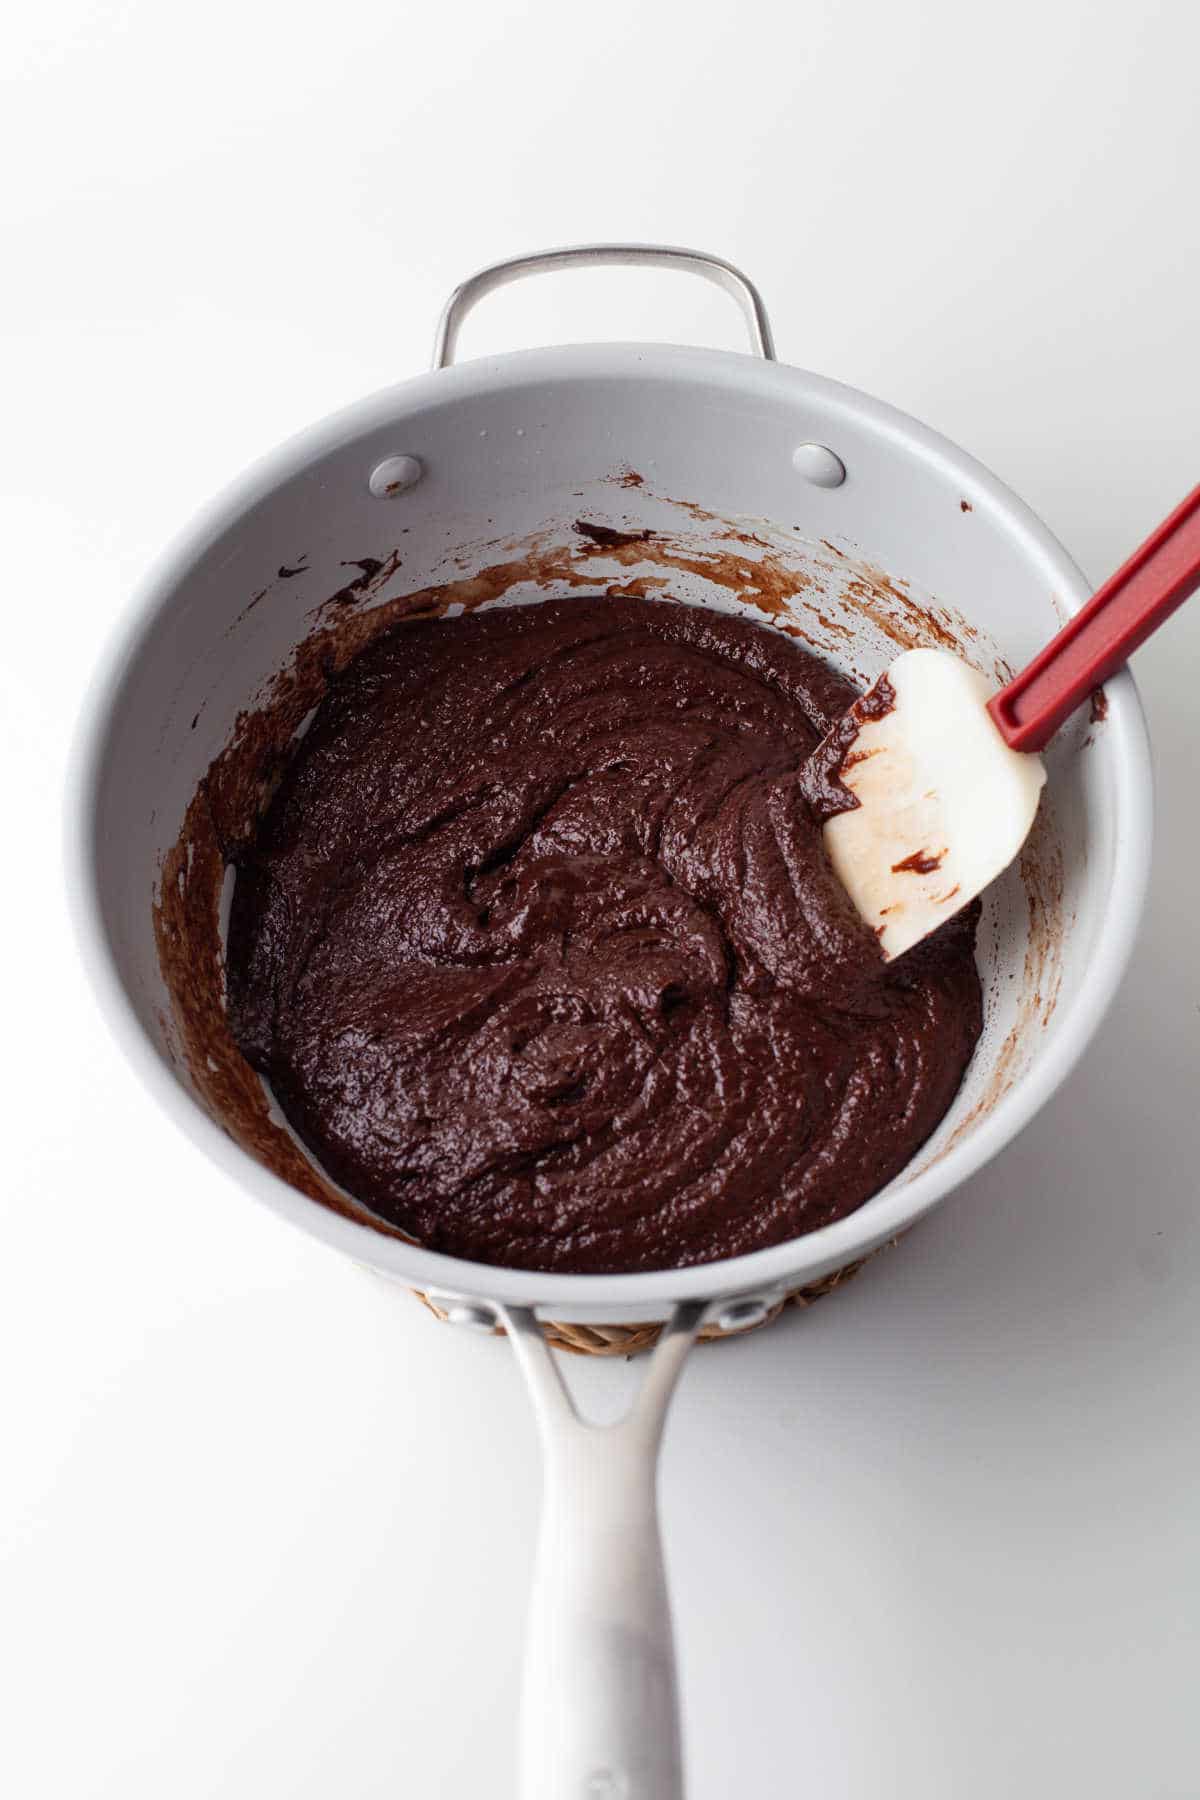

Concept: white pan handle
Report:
left=432, top=243, right=776, bottom=368
left=500, top=1301, right=707, bottom=1800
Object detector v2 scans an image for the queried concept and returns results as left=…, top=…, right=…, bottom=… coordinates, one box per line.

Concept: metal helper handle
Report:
left=500, top=1300, right=708, bottom=1800
left=432, top=243, right=776, bottom=368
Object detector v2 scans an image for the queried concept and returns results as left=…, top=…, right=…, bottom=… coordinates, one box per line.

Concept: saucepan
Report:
left=68, top=245, right=1152, bottom=1797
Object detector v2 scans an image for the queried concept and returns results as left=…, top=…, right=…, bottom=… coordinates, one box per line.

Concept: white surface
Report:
left=2, top=2, right=1198, bottom=1796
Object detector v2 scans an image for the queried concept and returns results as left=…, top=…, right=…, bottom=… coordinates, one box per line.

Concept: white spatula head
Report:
left=810, top=648, right=1047, bottom=960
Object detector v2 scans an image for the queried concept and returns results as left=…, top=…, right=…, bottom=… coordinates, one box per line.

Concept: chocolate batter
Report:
left=226, top=597, right=981, bottom=1272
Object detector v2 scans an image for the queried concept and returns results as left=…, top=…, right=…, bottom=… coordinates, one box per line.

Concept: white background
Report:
left=3, top=2, right=1199, bottom=1795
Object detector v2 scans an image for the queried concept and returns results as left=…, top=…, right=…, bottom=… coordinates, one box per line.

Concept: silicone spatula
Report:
left=817, top=482, right=1200, bottom=960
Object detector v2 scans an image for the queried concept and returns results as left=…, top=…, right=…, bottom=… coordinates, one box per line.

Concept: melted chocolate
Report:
left=573, top=520, right=657, bottom=549
left=798, top=674, right=897, bottom=824
left=226, top=598, right=981, bottom=1272
left=892, top=849, right=944, bottom=875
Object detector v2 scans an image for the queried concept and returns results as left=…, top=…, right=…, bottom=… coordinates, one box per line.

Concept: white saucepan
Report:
left=69, top=245, right=1152, bottom=1799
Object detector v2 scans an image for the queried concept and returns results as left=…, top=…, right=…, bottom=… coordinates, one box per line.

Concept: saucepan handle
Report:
left=500, top=1301, right=707, bottom=1800
left=432, top=243, right=776, bottom=368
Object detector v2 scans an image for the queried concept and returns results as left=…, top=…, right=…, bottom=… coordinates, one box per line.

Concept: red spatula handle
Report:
left=989, top=483, right=1200, bottom=752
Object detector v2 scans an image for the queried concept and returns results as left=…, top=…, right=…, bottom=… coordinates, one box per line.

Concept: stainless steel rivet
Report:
left=792, top=443, right=846, bottom=489
left=368, top=454, right=424, bottom=498
left=714, top=1295, right=775, bottom=1333
left=442, top=1301, right=498, bottom=1333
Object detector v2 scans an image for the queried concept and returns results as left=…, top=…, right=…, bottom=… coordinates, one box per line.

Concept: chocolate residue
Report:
left=892, top=849, right=944, bottom=875
left=1090, top=687, right=1108, bottom=723
left=238, top=587, right=269, bottom=623
left=278, top=560, right=308, bottom=579
left=574, top=521, right=656, bottom=550
left=845, top=565, right=967, bottom=652
left=615, top=468, right=645, bottom=488
left=799, top=675, right=897, bottom=824
left=560, top=521, right=818, bottom=623
left=960, top=500, right=973, bottom=513
left=327, top=555, right=395, bottom=608
left=605, top=576, right=671, bottom=600
left=814, top=610, right=856, bottom=642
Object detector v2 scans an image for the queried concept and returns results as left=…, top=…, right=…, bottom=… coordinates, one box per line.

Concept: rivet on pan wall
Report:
left=713, top=1295, right=776, bottom=1333
left=792, top=443, right=846, bottom=488
left=368, top=453, right=424, bottom=498
left=441, top=1300, right=499, bottom=1333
